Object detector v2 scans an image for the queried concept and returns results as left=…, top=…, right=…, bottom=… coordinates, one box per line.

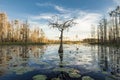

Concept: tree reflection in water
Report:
left=0, top=45, right=119, bottom=80
left=98, top=46, right=120, bottom=79
left=57, top=52, right=70, bottom=80
left=0, top=45, right=46, bottom=76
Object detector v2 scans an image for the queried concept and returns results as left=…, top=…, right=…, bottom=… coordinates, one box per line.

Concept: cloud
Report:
left=31, top=13, right=54, bottom=20
left=66, top=13, right=101, bottom=40
left=54, top=5, right=70, bottom=13
left=30, top=3, right=102, bottom=40
left=36, top=2, right=69, bottom=13
left=113, top=0, right=120, bottom=5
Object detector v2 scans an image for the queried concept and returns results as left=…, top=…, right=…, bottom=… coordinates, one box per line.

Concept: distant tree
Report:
left=91, top=25, right=96, bottom=43
left=49, top=16, right=76, bottom=53
left=109, top=6, right=120, bottom=44
left=103, top=18, right=107, bottom=43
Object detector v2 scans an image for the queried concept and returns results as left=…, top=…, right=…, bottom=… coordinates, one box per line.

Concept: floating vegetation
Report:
left=102, top=71, right=109, bottom=75
left=10, top=66, right=34, bottom=75
left=53, top=68, right=79, bottom=73
left=51, top=78, right=60, bottom=80
left=105, top=76, right=115, bottom=80
left=82, top=76, right=94, bottom=80
left=107, top=75, right=120, bottom=80
left=36, top=61, right=49, bottom=66
left=58, top=62, right=67, bottom=66
left=69, top=73, right=81, bottom=78
left=33, top=75, right=47, bottom=80
left=34, top=61, right=52, bottom=69
left=53, top=68, right=81, bottom=78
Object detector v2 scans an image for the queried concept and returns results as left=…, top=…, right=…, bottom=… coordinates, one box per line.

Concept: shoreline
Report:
left=88, top=42, right=120, bottom=47
left=0, top=41, right=81, bottom=45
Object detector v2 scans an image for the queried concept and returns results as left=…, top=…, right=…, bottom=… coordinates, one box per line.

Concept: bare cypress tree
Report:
left=103, top=18, right=107, bottom=43
left=109, top=6, right=120, bottom=44
left=49, top=16, right=76, bottom=53
left=24, top=20, right=29, bottom=43
left=115, top=6, right=120, bottom=44
left=91, top=25, right=96, bottom=43
left=114, top=11, right=119, bottom=44
left=99, top=21, right=104, bottom=44
left=97, top=25, right=100, bottom=44
left=109, top=12, right=115, bottom=43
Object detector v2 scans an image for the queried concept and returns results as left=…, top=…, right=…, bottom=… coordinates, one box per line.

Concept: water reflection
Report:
left=0, top=44, right=119, bottom=80
left=0, top=45, right=46, bottom=76
left=58, top=52, right=66, bottom=80
left=59, top=53, right=63, bottom=67
left=98, top=46, right=120, bottom=79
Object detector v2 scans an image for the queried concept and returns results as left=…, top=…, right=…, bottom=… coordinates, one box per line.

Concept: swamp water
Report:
left=0, top=44, right=119, bottom=80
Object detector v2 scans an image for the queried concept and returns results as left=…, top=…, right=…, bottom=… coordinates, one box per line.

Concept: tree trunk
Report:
left=115, top=14, right=119, bottom=45
left=58, top=29, right=63, bottom=53
left=59, top=52, right=63, bottom=67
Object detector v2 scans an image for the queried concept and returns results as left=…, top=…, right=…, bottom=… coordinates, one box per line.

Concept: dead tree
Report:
left=109, top=6, right=120, bottom=44
left=103, top=18, right=107, bottom=43
left=49, top=16, right=76, bottom=53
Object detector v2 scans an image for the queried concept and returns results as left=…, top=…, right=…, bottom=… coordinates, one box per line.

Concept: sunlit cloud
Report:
left=66, top=13, right=102, bottom=40
left=30, top=13, right=54, bottom=20
left=29, top=3, right=102, bottom=40
left=54, top=5, right=70, bottom=13
left=36, top=2, right=70, bottom=13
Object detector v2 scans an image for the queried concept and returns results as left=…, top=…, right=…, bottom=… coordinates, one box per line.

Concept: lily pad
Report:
left=107, top=75, right=119, bottom=80
left=35, top=61, right=50, bottom=66
left=53, top=68, right=80, bottom=73
left=102, top=71, right=108, bottom=74
left=10, top=66, right=34, bottom=75
left=33, top=75, right=47, bottom=80
left=69, top=73, right=81, bottom=78
left=58, top=61, right=70, bottom=66
left=105, top=76, right=115, bottom=80
left=51, top=78, right=60, bottom=80
left=53, top=67, right=80, bottom=78
left=59, top=62, right=66, bottom=66
left=82, top=76, right=94, bottom=80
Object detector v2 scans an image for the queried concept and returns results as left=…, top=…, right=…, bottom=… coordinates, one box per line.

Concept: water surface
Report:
left=0, top=44, right=119, bottom=80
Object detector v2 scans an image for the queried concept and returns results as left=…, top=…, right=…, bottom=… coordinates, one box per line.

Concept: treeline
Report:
left=0, top=13, right=47, bottom=44
left=92, top=6, right=120, bottom=46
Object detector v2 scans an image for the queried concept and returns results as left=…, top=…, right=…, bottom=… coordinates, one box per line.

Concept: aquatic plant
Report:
left=102, top=71, right=108, bottom=74
left=32, top=75, right=47, bottom=80
left=53, top=67, right=81, bottom=78
left=82, top=76, right=94, bottom=80
left=69, top=72, right=81, bottom=78
left=105, top=76, right=115, bottom=80
left=51, top=78, right=60, bottom=80
left=53, top=68, right=79, bottom=73
left=58, top=62, right=67, bottom=66
left=10, top=66, right=34, bottom=75
left=107, top=75, right=119, bottom=80
left=36, top=61, right=49, bottom=66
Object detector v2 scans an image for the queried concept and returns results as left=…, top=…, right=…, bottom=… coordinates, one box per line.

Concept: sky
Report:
left=0, top=0, right=120, bottom=40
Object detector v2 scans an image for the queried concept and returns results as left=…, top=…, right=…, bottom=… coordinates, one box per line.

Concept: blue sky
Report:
left=0, top=0, right=119, bottom=40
